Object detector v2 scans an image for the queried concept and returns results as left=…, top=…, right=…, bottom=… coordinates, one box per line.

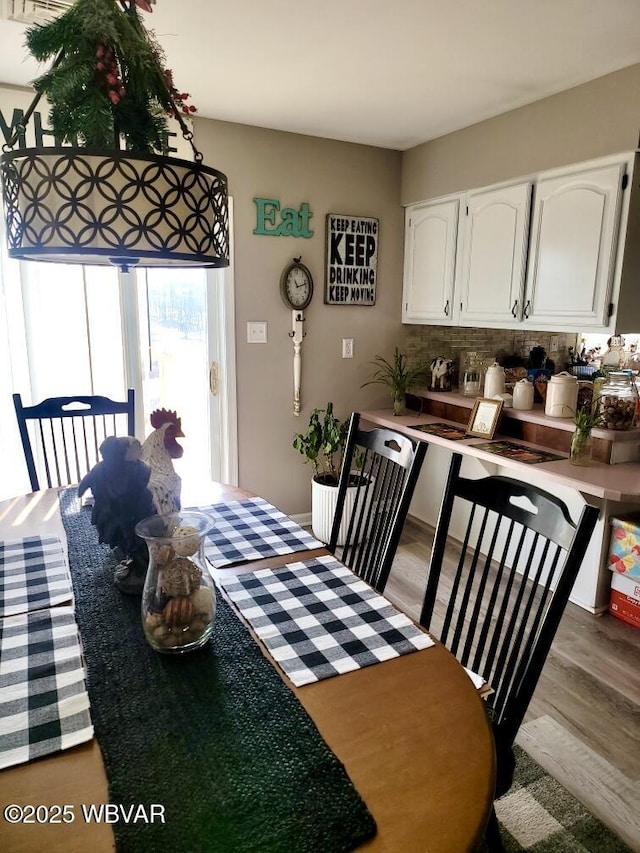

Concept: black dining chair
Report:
left=13, top=390, right=136, bottom=492
left=418, top=453, right=599, bottom=850
left=327, top=412, right=428, bottom=593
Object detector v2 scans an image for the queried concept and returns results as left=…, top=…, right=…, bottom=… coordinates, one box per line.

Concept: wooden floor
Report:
left=386, top=516, right=640, bottom=852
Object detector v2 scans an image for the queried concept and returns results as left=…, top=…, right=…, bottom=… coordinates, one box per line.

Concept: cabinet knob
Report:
left=523, top=300, right=531, bottom=319
left=511, top=300, right=518, bottom=318
left=444, top=300, right=449, bottom=316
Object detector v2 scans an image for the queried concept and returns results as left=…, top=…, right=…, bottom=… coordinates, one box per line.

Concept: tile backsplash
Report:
left=403, top=325, right=578, bottom=379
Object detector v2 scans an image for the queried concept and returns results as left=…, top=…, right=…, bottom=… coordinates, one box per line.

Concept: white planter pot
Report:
left=311, top=478, right=344, bottom=545
left=311, top=475, right=371, bottom=546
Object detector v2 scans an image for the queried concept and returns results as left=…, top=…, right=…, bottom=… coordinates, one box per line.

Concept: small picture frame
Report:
left=466, top=397, right=504, bottom=439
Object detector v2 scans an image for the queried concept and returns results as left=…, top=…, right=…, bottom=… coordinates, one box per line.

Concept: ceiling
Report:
left=1, top=0, right=640, bottom=151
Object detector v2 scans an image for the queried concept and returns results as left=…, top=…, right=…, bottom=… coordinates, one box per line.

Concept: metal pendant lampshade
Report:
left=1, top=147, right=229, bottom=269
left=0, top=0, right=230, bottom=271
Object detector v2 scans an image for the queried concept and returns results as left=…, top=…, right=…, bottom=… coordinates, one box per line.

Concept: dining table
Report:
left=0, top=482, right=495, bottom=853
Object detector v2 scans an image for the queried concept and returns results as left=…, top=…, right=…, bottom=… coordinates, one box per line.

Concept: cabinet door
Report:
left=402, top=198, right=459, bottom=324
left=458, top=182, right=532, bottom=327
left=524, top=163, right=625, bottom=328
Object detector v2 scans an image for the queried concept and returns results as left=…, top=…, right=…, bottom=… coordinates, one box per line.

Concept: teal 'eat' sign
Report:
left=253, top=198, right=314, bottom=237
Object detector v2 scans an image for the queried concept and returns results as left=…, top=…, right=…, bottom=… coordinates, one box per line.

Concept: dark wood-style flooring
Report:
left=386, top=516, right=640, bottom=852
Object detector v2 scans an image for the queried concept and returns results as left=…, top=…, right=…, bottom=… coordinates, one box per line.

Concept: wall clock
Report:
left=280, top=256, right=314, bottom=310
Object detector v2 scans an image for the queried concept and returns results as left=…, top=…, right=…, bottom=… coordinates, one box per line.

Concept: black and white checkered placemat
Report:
left=0, top=535, right=73, bottom=617
left=201, top=497, right=324, bottom=568
left=0, top=605, right=93, bottom=770
left=221, top=555, right=434, bottom=686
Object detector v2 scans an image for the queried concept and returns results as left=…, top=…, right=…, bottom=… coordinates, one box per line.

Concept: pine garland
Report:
left=26, top=0, right=182, bottom=153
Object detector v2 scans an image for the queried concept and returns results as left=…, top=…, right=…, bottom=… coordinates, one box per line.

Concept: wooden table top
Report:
left=0, top=486, right=495, bottom=853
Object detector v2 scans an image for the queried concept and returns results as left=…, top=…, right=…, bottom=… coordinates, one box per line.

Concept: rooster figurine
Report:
left=78, top=408, right=184, bottom=594
left=140, top=408, right=184, bottom=515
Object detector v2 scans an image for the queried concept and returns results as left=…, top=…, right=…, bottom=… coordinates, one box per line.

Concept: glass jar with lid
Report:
left=594, top=371, right=638, bottom=430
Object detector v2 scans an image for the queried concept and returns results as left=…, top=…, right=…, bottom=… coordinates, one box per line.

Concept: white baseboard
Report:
left=291, top=512, right=312, bottom=529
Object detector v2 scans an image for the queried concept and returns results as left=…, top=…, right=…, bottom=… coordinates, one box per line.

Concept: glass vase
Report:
left=392, top=392, right=405, bottom=416
left=569, top=428, right=592, bottom=466
left=135, top=510, right=217, bottom=654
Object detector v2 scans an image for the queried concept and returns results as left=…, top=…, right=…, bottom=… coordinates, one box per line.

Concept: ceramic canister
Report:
left=544, top=371, right=579, bottom=418
left=512, top=378, right=534, bottom=410
left=483, top=362, right=505, bottom=399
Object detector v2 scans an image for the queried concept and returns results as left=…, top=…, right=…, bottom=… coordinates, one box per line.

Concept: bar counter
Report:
left=361, top=403, right=640, bottom=612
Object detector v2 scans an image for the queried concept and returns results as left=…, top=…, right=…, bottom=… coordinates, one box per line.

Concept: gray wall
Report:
left=193, top=119, right=404, bottom=515
left=402, top=63, right=640, bottom=204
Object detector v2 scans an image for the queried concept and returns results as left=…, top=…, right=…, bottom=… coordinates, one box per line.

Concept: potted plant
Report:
left=569, top=402, right=604, bottom=466
left=292, top=403, right=358, bottom=545
left=362, top=347, right=428, bottom=415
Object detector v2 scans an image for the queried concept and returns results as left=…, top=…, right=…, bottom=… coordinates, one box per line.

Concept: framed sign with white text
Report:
left=325, top=214, right=378, bottom=305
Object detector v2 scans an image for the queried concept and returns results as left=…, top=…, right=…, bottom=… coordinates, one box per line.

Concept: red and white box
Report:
left=609, top=573, right=640, bottom=629
left=608, top=514, right=640, bottom=579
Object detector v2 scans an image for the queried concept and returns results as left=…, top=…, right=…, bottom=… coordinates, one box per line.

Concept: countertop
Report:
left=409, top=388, right=640, bottom=443
left=361, top=408, right=640, bottom=502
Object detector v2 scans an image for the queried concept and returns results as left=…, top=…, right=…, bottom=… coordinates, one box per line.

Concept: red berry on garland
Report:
left=189, top=105, right=196, bottom=113
left=96, top=61, right=104, bottom=71
left=108, top=91, right=120, bottom=104
left=182, top=106, right=189, bottom=114
left=96, top=46, right=104, bottom=58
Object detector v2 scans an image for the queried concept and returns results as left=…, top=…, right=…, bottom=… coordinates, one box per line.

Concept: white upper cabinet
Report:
left=523, top=161, right=626, bottom=329
left=458, top=182, right=532, bottom=328
left=402, top=197, right=460, bottom=324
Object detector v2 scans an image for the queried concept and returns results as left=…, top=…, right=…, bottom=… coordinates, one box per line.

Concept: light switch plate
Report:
left=247, top=321, right=267, bottom=343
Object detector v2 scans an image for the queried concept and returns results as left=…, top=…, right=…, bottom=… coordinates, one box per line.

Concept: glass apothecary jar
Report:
left=135, top=510, right=216, bottom=654
left=594, top=371, right=638, bottom=431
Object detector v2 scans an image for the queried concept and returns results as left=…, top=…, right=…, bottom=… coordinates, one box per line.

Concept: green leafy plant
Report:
left=25, top=0, right=191, bottom=153
left=292, top=402, right=349, bottom=486
left=573, top=405, right=605, bottom=433
left=362, top=347, right=428, bottom=414
left=569, top=403, right=605, bottom=466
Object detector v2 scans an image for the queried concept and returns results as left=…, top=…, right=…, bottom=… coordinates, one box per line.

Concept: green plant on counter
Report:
left=292, top=402, right=349, bottom=486
left=569, top=401, right=605, bottom=466
left=573, top=405, right=605, bottom=433
left=362, top=347, right=428, bottom=415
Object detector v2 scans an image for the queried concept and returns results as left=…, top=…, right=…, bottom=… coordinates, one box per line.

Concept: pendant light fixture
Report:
left=0, top=0, right=229, bottom=270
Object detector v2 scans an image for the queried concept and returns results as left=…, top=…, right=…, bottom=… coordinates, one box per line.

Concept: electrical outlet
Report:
left=342, top=338, right=354, bottom=359
left=550, top=336, right=560, bottom=353
left=247, top=322, right=267, bottom=343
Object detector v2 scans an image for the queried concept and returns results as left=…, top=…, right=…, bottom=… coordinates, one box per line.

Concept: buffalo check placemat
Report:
left=0, top=605, right=93, bottom=770
left=201, top=497, right=324, bottom=568
left=0, top=535, right=72, bottom=617
left=221, top=554, right=435, bottom=686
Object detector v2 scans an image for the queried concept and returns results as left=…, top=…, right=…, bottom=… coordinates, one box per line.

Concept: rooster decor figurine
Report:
left=78, top=408, right=184, bottom=594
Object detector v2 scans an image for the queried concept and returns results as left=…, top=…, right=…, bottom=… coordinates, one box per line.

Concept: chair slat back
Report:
left=13, top=391, right=135, bottom=492
left=420, top=454, right=598, bottom=745
left=328, top=413, right=427, bottom=592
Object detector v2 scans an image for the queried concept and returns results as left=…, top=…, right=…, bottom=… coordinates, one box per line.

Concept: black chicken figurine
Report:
left=78, top=408, right=184, bottom=594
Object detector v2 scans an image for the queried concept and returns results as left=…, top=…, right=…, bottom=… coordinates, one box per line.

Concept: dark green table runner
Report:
left=60, top=489, right=377, bottom=852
